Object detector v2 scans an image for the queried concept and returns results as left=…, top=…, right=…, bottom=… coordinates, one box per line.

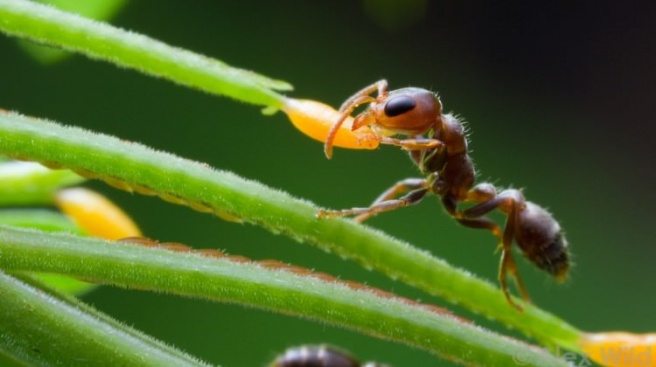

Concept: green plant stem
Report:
left=0, top=209, right=96, bottom=295
left=0, top=0, right=291, bottom=107
left=0, top=268, right=212, bottom=367
left=0, top=110, right=583, bottom=351
left=0, top=226, right=568, bottom=367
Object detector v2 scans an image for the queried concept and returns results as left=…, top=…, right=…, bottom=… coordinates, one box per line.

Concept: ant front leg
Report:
left=317, top=178, right=428, bottom=223
left=458, top=187, right=531, bottom=309
left=338, top=79, right=388, bottom=113
left=325, top=80, right=388, bottom=158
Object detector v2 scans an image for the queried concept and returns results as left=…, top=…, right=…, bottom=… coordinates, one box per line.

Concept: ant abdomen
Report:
left=515, top=202, right=570, bottom=280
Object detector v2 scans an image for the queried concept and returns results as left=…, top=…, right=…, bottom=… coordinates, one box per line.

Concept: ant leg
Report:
left=498, top=199, right=532, bottom=309
left=505, top=252, right=531, bottom=302
left=338, top=79, right=388, bottom=113
left=442, top=183, right=498, bottom=216
left=498, top=248, right=517, bottom=309
left=380, top=137, right=444, bottom=151
left=324, top=95, right=375, bottom=158
left=466, top=182, right=497, bottom=202
left=317, top=187, right=428, bottom=221
left=498, top=202, right=524, bottom=310
left=456, top=188, right=532, bottom=307
left=442, top=184, right=503, bottom=239
left=325, top=80, right=388, bottom=158
left=459, top=188, right=525, bottom=220
left=352, top=178, right=427, bottom=223
left=455, top=217, right=502, bottom=239
left=459, top=184, right=503, bottom=238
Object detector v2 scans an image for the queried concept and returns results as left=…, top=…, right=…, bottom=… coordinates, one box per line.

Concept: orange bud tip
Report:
left=580, top=332, right=656, bottom=367
left=55, top=188, right=142, bottom=240
left=281, top=97, right=380, bottom=150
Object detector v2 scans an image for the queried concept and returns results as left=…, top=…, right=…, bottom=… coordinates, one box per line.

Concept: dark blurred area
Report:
left=1, top=1, right=655, bottom=366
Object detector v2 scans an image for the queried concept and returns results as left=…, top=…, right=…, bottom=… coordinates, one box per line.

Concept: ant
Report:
left=317, top=80, right=570, bottom=309
left=271, top=345, right=387, bottom=367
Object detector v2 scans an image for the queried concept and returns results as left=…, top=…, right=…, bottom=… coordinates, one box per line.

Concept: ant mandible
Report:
left=317, top=80, right=570, bottom=309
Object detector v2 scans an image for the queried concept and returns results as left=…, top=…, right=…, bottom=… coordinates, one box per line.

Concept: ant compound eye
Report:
left=384, top=95, right=416, bottom=117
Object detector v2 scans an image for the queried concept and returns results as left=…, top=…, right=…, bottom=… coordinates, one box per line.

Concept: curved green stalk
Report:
left=0, top=225, right=567, bottom=367
left=0, top=269, right=212, bottom=367
left=0, top=110, right=582, bottom=350
left=0, top=0, right=291, bottom=107
left=0, top=209, right=93, bottom=295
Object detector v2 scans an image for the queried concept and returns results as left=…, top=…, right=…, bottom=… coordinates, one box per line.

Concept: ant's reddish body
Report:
left=318, top=80, right=570, bottom=308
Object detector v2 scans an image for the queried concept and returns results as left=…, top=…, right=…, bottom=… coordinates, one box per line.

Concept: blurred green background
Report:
left=1, top=1, right=655, bottom=366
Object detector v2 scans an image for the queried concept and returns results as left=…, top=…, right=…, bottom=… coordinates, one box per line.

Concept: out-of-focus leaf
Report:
left=0, top=0, right=289, bottom=105
left=0, top=209, right=81, bottom=233
left=29, top=272, right=95, bottom=295
left=18, top=0, right=127, bottom=64
left=0, top=161, right=84, bottom=206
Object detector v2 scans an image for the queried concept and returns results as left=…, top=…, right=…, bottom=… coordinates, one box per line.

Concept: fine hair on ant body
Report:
left=318, top=80, right=570, bottom=309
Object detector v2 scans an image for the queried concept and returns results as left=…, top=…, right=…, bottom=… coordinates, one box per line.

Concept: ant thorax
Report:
left=412, top=131, right=448, bottom=175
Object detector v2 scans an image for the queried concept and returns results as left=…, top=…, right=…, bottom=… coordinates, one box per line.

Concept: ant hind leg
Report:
left=456, top=217, right=502, bottom=240
left=450, top=187, right=532, bottom=309
left=499, top=248, right=531, bottom=309
left=442, top=185, right=502, bottom=240
left=497, top=194, right=531, bottom=309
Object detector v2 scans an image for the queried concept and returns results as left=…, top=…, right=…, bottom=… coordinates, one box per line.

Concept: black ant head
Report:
left=352, top=87, right=442, bottom=136
left=515, top=202, right=570, bottom=281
